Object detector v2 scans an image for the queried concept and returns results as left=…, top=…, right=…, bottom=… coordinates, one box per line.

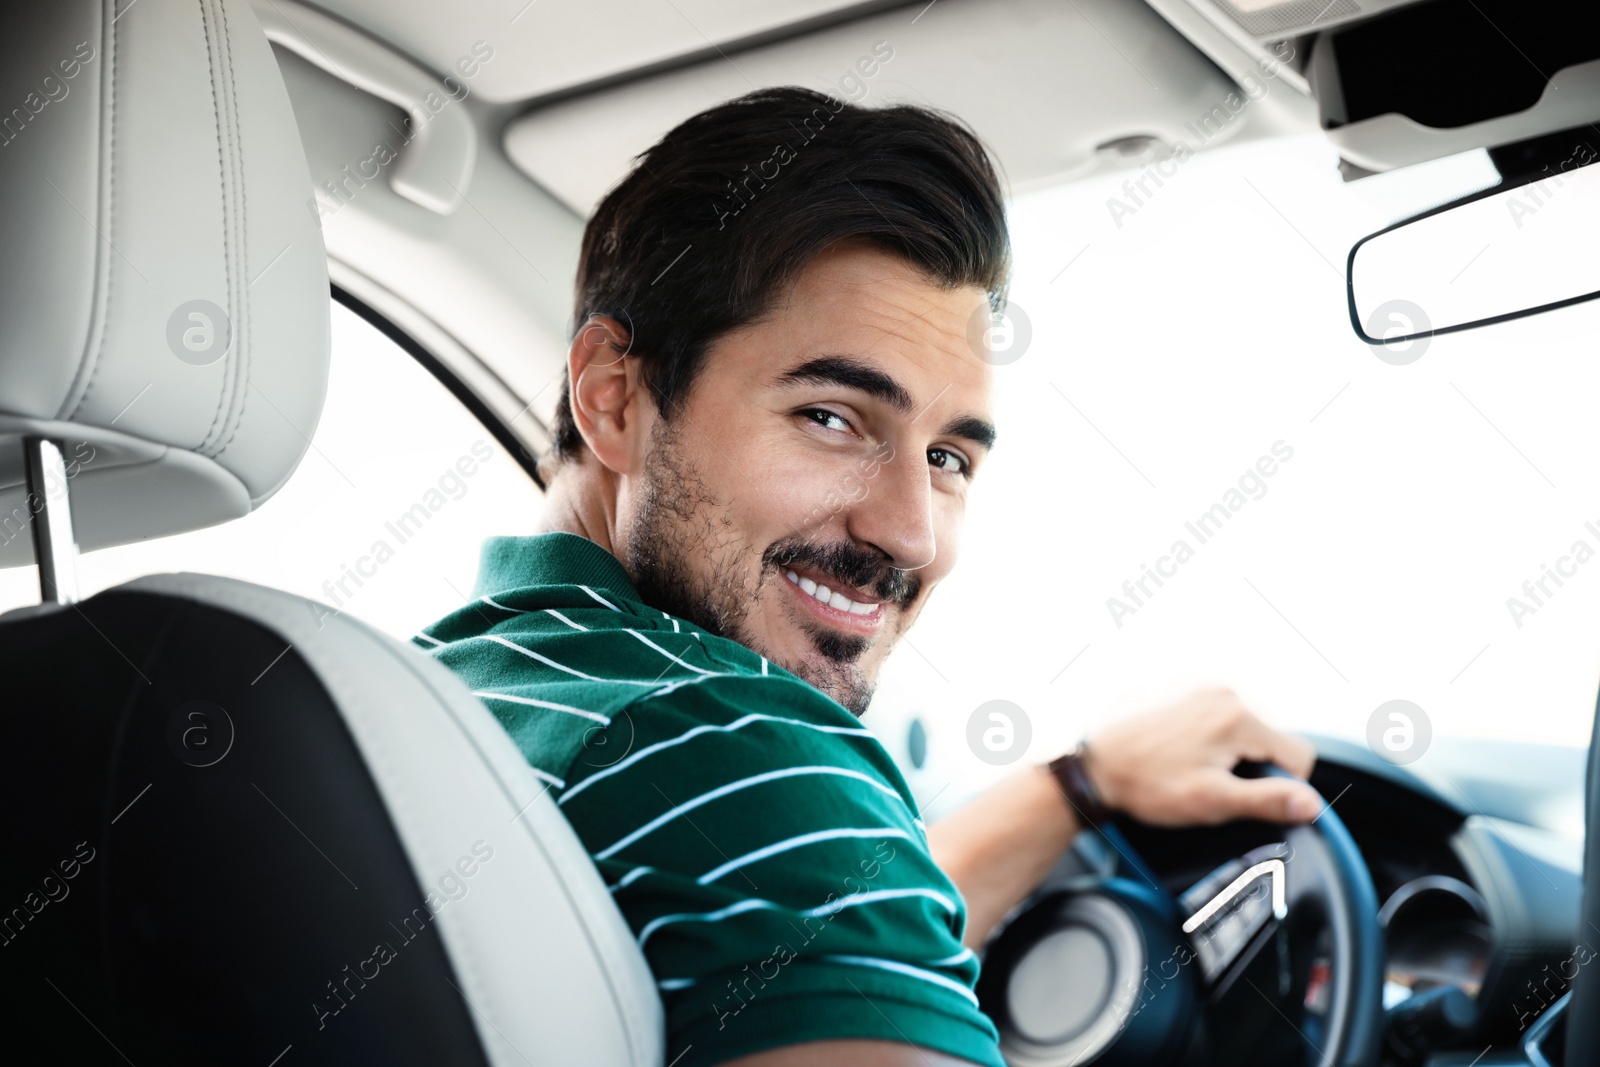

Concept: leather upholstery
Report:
left=0, top=575, right=662, bottom=1065
left=128, top=571, right=664, bottom=1066
left=0, top=0, right=330, bottom=566
left=0, top=584, right=496, bottom=1064
left=0, top=3, right=664, bottom=1063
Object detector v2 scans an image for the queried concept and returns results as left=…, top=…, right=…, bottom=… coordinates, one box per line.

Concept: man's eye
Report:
left=928, top=447, right=970, bottom=476
left=800, top=408, right=852, bottom=433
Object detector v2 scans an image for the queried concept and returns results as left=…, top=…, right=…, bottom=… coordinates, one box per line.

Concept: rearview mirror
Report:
left=1348, top=154, right=1600, bottom=348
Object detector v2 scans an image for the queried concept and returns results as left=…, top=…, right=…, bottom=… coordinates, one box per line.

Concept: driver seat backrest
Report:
left=0, top=3, right=662, bottom=1064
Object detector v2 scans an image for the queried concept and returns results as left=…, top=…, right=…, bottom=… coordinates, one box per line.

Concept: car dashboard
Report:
left=1019, top=734, right=1585, bottom=1065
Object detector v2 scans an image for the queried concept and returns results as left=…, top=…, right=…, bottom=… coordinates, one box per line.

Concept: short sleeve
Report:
left=554, top=674, right=1006, bottom=1067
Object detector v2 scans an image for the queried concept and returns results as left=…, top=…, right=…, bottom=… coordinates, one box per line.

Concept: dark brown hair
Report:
left=549, top=85, right=1010, bottom=464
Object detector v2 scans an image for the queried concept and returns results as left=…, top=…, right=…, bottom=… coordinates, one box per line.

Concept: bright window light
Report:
left=869, top=134, right=1600, bottom=800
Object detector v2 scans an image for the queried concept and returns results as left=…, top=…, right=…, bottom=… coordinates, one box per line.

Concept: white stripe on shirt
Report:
left=473, top=690, right=610, bottom=725
left=811, top=887, right=958, bottom=919
left=472, top=633, right=663, bottom=687
left=594, top=766, right=905, bottom=860
left=528, top=765, right=566, bottom=790
left=647, top=670, right=741, bottom=699
left=697, top=828, right=912, bottom=885
left=558, top=713, right=876, bottom=806
left=636, top=887, right=958, bottom=950
left=609, top=865, right=656, bottom=893
left=579, top=585, right=621, bottom=611
left=625, top=629, right=718, bottom=675
left=545, top=609, right=588, bottom=631
left=637, top=898, right=776, bottom=949
left=821, top=954, right=979, bottom=1006
left=922, top=947, right=975, bottom=968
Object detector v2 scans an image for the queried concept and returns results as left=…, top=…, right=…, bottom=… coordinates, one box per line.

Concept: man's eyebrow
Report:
left=774, top=356, right=913, bottom=413
left=940, top=414, right=997, bottom=452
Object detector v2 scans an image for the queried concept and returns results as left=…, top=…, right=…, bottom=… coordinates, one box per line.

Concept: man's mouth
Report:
left=781, top=566, right=884, bottom=625
left=763, top=537, right=919, bottom=647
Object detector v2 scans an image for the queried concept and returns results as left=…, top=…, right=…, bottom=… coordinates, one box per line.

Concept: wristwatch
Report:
left=1048, top=742, right=1111, bottom=830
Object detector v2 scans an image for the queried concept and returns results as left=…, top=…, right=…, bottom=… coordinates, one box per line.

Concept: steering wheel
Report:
left=976, top=770, right=1385, bottom=1066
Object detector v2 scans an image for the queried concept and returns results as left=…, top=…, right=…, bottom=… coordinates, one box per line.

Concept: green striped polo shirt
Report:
left=414, top=532, right=1005, bottom=1067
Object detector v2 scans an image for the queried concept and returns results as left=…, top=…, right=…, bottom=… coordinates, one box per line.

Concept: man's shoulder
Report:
left=558, top=669, right=909, bottom=816
left=552, top=666, right=987, bottom=1067
left=412, top=576, right=894, bottom=796
left=410, top=548, right=997, bottom=1067
left=414, top=576, right=808, bottom=704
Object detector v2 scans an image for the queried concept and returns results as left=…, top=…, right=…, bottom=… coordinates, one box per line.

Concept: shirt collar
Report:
left=471, top=531, right=642, bottom=601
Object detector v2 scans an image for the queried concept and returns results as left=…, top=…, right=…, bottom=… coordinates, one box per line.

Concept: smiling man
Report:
left=416, top=87, right=1320, bottom=1067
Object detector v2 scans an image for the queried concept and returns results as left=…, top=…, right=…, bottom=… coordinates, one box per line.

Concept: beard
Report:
left=624, top=417, right=919, bottom=717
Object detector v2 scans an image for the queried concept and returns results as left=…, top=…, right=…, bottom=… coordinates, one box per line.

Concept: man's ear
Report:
left=567, top=315, right=646, bottom=474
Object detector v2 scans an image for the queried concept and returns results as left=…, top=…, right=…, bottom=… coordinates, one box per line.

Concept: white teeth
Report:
left=786, top=569, right=879, bottom=615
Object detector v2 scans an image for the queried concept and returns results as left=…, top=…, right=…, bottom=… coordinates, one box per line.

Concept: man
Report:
left=416, top=86, right=1320, bottom=1067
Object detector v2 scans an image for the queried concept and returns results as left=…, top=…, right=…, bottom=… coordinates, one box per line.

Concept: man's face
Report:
left=621, top=241, right=996, bottom=715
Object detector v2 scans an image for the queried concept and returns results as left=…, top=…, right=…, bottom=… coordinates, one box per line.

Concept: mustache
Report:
left=765, top=538, right=921, bottom=606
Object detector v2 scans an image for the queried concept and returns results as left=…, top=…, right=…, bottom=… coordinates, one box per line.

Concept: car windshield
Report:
left=868, top=130, right=1600, bottom=779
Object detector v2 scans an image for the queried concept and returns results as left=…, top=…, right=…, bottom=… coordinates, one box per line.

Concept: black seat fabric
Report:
left=0, top=1, right=661, bottom=1060
left=0, top=587, right=490, bottom=1066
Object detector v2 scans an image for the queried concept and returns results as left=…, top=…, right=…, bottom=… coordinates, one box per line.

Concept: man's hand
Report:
left=1085, top=687, right=1321, bottom=826
left=931, top=686, right=1319, bottom=948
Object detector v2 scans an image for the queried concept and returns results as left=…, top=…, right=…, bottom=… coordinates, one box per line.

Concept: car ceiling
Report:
left=265, top=0, right=1600, bottom=451
left=502, top=0, right=1307, bottom=218
left=266, top=0, right=1321, bottom=454
left=299, top=0, right=913, bottom=105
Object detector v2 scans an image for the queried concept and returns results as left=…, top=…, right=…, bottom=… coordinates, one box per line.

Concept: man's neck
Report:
left=535, top=462, right=621, bottom=559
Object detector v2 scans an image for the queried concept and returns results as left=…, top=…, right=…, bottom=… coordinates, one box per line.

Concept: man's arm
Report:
left=928, top=687, right=1321, bottom=948
left=690, top=691, right=1317, bottom=1067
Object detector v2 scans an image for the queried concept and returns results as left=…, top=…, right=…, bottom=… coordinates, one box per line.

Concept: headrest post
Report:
left=23, top=437, right=80, bottom=606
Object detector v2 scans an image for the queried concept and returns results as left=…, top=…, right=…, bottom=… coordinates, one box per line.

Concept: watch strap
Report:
left=1048, top=743, right=1110, bottom=830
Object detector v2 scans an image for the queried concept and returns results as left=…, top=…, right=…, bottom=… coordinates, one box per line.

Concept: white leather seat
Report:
left=0, top=3, right=661, bottom=1064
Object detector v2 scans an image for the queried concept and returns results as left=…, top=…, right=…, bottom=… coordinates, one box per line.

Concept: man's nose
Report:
left=845, top=448, right=936, bottom=573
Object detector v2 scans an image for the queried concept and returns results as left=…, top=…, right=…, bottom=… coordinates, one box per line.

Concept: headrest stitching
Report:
left=61, top=0, right=119, bottom=425
left=213, top=0, right=253, bottom=460
left=196, top=0, right=236, bottom=457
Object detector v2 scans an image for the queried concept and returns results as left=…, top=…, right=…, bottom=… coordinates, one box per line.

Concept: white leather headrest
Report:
left=0, top=0, right=329, bottom=567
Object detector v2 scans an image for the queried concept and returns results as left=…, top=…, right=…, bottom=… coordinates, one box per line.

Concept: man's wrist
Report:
left=1046, top=742, right=1112, bottom=830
